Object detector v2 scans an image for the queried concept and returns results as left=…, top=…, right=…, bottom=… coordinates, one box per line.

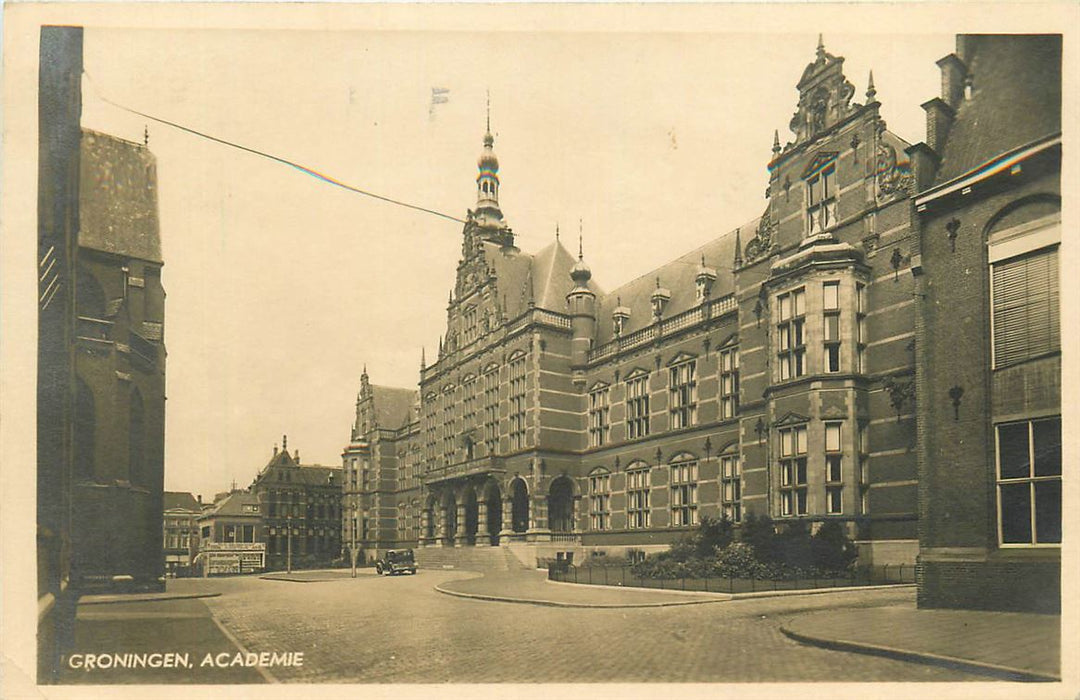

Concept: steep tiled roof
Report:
left=480, top=238, right=603, bottom=322
left=294, top=464, right=342, bottom=487
left=163, top=491, right=200, bottom=512
left=371, top=386, right=418, bottom=430
left=934, top=35, right=1061, bottom=184
left=205, top=490, right=261, bottom=518
left=79, top=129, right=162, bottom=263
left=594, top=222, right=745, bottom=344
left=531, top=239, right=604, bottom=311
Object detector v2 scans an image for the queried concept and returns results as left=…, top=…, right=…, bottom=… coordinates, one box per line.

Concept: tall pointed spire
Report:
left=475, top=91, right=503, bottom=226
left=772, top=129, right=781, bottom=157
left=866, top=69, right=877, bottom=101
left=816, top=33, right=826, bottom=60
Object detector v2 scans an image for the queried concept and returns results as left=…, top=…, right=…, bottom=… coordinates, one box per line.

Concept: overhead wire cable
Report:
left=82, top=70, right=467, bottom=225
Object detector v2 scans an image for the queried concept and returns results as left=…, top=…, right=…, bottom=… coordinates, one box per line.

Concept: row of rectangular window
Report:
left=589, top=352, right=738, bottom=447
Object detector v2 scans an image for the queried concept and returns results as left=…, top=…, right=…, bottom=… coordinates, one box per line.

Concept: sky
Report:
left=74, top=19, right=956, bottom=501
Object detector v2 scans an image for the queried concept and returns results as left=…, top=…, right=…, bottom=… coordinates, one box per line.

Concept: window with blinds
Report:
left=992, top=246, right=1059, bottom=368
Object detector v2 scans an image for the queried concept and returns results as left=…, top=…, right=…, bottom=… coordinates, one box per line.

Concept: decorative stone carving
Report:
left=743, top=216, right=777, bottom=264
left=876, top=140, right=914, bottom=198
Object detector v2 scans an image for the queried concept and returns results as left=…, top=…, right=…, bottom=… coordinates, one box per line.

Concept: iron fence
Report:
left=547, top=562, right=915, bottom=593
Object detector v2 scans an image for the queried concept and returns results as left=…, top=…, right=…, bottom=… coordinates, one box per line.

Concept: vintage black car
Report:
left=375, top=549, right=417, bottom=575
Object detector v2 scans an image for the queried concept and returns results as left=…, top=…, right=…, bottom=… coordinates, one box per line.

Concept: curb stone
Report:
left=79, top=591, right=222, bottom=605
left=779, top=624, right=1060, bottom=682
left=433, top=582, right=731, bottom=608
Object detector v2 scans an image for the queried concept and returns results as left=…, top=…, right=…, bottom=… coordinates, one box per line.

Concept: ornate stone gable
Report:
left=789, top=40, right=859, bottom=146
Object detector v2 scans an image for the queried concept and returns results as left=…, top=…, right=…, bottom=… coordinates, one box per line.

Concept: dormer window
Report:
left=613, top=304, right=631, bottom=336
left=806, top=163, right=837, bottom=235
left=651, top=280, right=671, bottom=320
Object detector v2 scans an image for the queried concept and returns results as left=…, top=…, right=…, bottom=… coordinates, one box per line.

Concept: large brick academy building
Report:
left=345, top=37, right=930, bottom=568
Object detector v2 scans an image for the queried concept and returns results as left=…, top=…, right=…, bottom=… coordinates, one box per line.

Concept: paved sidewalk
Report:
left=436, top=569, right=732, bottom=607
left=260, top=569, right=377, bottom=582
left=781, top=604, right=1060, bottom=681
left=56, top=596, right=269, bottom=684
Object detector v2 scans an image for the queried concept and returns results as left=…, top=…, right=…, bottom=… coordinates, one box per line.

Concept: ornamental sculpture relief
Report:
left=743, top=216, right=777, bottom=264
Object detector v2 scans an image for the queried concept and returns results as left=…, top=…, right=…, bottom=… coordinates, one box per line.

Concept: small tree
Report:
left=692, top=514, right=735, bottom=559
left=774, top=521, right=813, bottom=570
left=739, top=512, right=778, bottom=562
left=810, top=520, right=857, bottom=572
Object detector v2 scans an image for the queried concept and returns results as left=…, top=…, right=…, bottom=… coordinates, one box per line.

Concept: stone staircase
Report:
left=415, top=545, right=535, bottom=572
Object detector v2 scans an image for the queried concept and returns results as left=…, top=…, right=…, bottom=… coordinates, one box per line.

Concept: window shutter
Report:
left=993, top=248, right=1059, bottom=367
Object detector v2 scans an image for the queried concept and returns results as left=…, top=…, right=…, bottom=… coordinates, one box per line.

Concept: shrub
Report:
left=774, top=521, right=813, bottom=570
left=810, top=520, right=858, bottom=573
left=739, top=513, right=778, bottom=562
left=692, top=515, right=735, bottom=558
left=715, top=542, right=775, bottom=579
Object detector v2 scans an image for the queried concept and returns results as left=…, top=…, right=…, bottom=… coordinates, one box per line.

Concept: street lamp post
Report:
left=350, top=505, right=358, bottom=578
left=286, top=514, right=292, bottom=574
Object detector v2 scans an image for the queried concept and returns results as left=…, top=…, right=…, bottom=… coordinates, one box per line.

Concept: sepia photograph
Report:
left=1, top=2, right=1075, bottom=697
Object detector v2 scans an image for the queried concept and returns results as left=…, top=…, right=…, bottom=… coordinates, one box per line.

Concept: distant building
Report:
left=250, top=437, right=343, bottom=570
left=911, top=35, right=1061, bottom=613
left=347, top=38, right=928, bottom=567
left=199, top=490, right=263, bottom=545
left=342, top=373, right=418, bottom=564
left=162, top=492, right=202, bottom=576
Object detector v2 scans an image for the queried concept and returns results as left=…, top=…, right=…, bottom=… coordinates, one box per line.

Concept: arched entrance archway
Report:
left=463, top=486, right=479, bottom=546
left=442, top=491, right=457, bottom=545
left=484, top=480, right=502, bottom=546
left=510, top=478, right=529, bottom=533
left=423, top=494, right=438, bottom=542
left=548, top=476, right=575, bottom=533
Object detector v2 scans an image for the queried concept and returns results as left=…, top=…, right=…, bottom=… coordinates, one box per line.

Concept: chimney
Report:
left=955, top=34, right=976, bottom=65
left=936, top=54, right=968, bottom=109
left=921, top=97, right=955, bottom=154
left=905, top=142, right=940, bottom=192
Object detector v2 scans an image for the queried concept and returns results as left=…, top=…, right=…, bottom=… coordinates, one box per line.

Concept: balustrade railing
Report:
left=589, top=294, right=737, bottom=362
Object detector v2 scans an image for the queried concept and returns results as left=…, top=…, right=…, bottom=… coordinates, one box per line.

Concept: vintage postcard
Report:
left=1, top=2, right=1076, bottom=698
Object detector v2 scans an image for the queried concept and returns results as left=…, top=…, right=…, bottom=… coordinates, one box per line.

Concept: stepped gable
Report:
left=934, top=35, right=1062, bottom=185
left=594, top=222, right=746, bottom=344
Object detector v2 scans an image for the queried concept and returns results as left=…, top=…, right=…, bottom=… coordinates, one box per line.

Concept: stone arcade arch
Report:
left=423, top=494, right=438, bottom=542
left=483, top=480, right=502, bottom=546
left=462, top=485, right=479, bottom=546
left=548, top=476, right=575, bottom=533
left=510, top=478, right=529, bottom=534
left=441, top=491, right=457, bottom=545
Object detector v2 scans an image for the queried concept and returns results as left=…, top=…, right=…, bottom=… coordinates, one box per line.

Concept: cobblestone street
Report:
left=163, top=571, right=983, bottom=683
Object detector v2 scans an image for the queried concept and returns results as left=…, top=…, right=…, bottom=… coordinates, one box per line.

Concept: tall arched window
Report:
left=588, top=468, right=611, bottom=531
left=626, top=461, right=651, bottom=529
left=670, top=454, right=699, bottom=527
